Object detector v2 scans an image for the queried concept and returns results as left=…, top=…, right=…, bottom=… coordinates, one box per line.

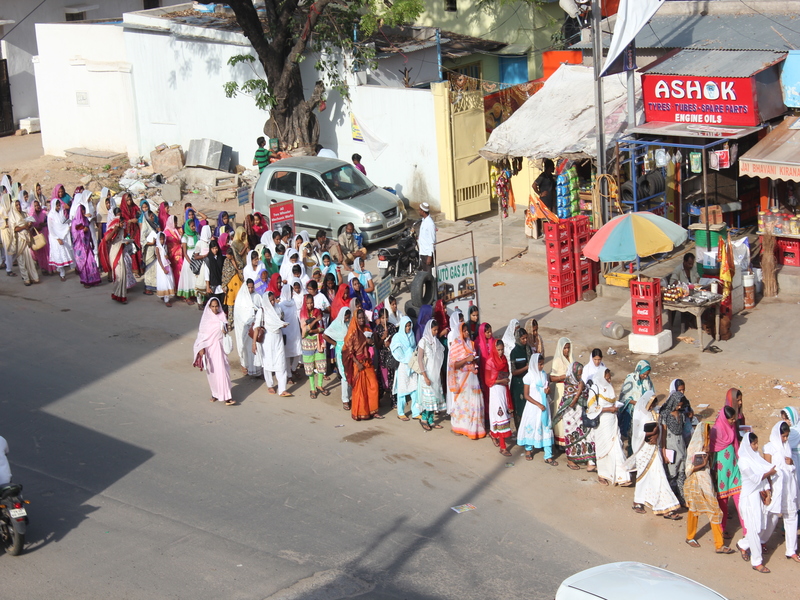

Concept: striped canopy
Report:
left=583, top=212, right=688, bottom=262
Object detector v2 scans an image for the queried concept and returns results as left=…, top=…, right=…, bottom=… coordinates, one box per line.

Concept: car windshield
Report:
left=321, top=164, right=374, bottom=200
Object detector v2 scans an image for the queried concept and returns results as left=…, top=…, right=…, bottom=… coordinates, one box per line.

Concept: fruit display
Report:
left=662, top=283, right=689, bottom=302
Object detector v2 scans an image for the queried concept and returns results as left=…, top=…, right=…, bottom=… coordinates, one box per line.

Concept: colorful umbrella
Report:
left=582, top=211, right=688, bottom=262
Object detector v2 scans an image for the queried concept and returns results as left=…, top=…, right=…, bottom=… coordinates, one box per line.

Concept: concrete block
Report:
left=150, top=146, right=184, bottom=179
left=777, top=265, right=800, bottom=297
left=186, top=139, right=232, bottom=172
left=628, top=330, right=672, bottom=355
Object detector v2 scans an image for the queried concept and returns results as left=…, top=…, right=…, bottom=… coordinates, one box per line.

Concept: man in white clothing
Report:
left=0, top=436, right=11, bottom=485
left=417, top=202, right=436, bottom=272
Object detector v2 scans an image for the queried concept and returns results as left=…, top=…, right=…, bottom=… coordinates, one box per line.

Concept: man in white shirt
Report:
left=0, top=436, right=11, bottom=485
left=417, top=202, right=436, bottom=272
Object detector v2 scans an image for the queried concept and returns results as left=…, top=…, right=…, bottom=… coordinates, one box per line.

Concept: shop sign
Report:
left=436, top=256, right=479, bottom=316
left=739, top=159, right=800, bottom=183
left=642, top=75, right=758, bottom=127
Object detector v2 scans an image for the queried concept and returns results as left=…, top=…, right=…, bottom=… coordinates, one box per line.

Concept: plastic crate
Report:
left=544, top=221, right=571, bottom=242
left=632, top=313, right=663, bottom=335
left=550, top=286, right=577, bottom=309
left=777, top=238, right=800, bottom=267
left=569, top=215, right=591, bottom=237
left=547, top=253, right=574, bottom=275
left=578, top=279, right=592, bottom=297
left=548, top=278, right=575, bottom=297
left=546, top=237, right=572, bottom=259
left=548, top=272, right=574, bottom=287
left=632, top=298, right=662, bottom=318
left=578, top=266, right=592, bottom=286
left=630, top=279, right=661, bottom=300
left=575, top=232, right=590, bottom=252
left=574, top=254, right=591, bottom=270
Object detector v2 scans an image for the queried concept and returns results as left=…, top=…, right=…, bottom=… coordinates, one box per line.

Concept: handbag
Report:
left=222, top=332, right=233, bottom=355
left=248, top=312, right=266, bottom=344
left=760, top=478, right=774, bottom=506
left=581, top=410, right=600, bottom=430
left=408, top=348, right=425, bottom=375
left=31, top=228, right=46, bottom=251
left=189, top=257, right=203, bottom=275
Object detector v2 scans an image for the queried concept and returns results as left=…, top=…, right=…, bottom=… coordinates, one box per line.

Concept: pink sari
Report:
left=193, top=301, right=232, bottom=402
left=28, top=204, right=53, bottom=273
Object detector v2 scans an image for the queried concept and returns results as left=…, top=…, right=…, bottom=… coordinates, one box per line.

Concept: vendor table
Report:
left=663, top=298, right=721, bottom=352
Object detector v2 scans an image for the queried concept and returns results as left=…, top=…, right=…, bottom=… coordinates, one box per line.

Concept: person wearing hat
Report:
left=418, top=202, right=436, bottom=273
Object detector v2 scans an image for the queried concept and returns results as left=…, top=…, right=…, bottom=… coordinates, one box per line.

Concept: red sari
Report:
left=120, top=193, right=143, bottom=273
left=475, top=323, right=493, bottom=423
left=330, top=283, right=351, bottom=321
left=484, top=341, right=512, bottom=442
left=342, top=315, right=379, bottom=421
left=164, top=217, right=184, bottom=288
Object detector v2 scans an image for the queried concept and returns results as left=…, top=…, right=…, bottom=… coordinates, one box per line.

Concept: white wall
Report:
left=318, top=84, right=441, bottom=212
left=1, top=0, right=144, bottom=128
left=34, top=23, right=138, bottom=158
left=367, top=47, right=440, bottom=88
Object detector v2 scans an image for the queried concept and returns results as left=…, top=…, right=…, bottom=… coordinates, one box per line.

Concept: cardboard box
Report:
left=699, top=206, right=723, bottom=225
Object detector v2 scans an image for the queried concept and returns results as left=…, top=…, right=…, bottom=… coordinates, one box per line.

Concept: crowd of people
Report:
left=3, top=174, right=798, bottom=575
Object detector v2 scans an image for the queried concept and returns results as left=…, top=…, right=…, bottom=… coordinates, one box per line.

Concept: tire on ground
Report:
left=410, top=271, right=436, bottom=306
left=404, top=300, right=420, bottom=322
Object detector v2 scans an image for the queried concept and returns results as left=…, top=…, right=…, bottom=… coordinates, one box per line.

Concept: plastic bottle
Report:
left=601, top=320, right=625, bottom=340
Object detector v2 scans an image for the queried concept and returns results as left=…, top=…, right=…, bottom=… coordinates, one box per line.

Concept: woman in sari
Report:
left=253, top=291, right=291, bottom=397
left=242, top=251, right=265, bottom=292
left=120, top=193, right=143, bottom=276
left=343, top=309, right=383, bottom=421
left=628, top=391, right=681, bottom=518
left=553, top=362, right=596, bottom=471
left=415, top=304, right=433, bottom=343
left=193, top=298, right=234, bottom=406
left=517, top=354, right=555, bottom=464
left=321, top=272, right=338, bottom=304
left=486, top=338, right=513, bottom=455
left=372, top=308, right=397, bottom=406
left=51, top=184, right=71, bottom=211
left=549, top=337, right=573, bottom=449
left=684, top=423, right=734, bottom=553
left=762, top=421, right=800, bottom=562
left=330, top=283, right=350, bottom=321
left=28, top=198, right=52, bottom=275
left=163, top=216, right=183, bottom=288
left=230, top=226, right=249, bottom=267
left=221, top=245, right=244, bottom=329
left=319, top=251, right=339, bottom=284
left=33, top=183, right=47, bottom=210
left=138, top=200, right=160, bottom=295
left=155, top=232, right=174, bottom=307
left=524, top=317, right=544, bottom=356
left=618, top=360, right=654, bottom=443
left=204, top=240, right=226, bottom=310
left=193, top=225, right=212, bottom=307
left=659, top=379, right=690, bottom=506
left=581, top=349, right=605, bottom=385
left=300, top=293, right=328, bottom=399
left=157, top=201, right=170, bottom=230
left=587, top=368, right=629, bottom=486
left=510, top=328, right=531, bottom=429
left=417, top=318, right=446, bottom=431
left=445, top=310, right=463, bottom=414
left=96, top=188, right=112, bottom=237
left=252, top=212, right=269, bottom=240
left=279, top=283, right=302, bottom=378
left=387, top=295, right=404, bottom=326
left=390, top=316, right=418, bottom=421
left=9, top=198, right=39, bottom=286
left=710, top=405, right=744, bottom=536
left=70, top=204, right=101, bottom=288
left=348, top=257, right=375, bottom=305
left=725, top=387, right=746, bottom=440
left=466, top=306, right=480, bottom=341
left=736, top=433, right=776, bottom=573
left=323, top=308, right=352, bottom=410
left=99, top=212, right=131, bottom=304
left=475, top=322, right=494, bottom=418
left=215, top=211, right=233, bottom=239
left=177, top=220, right=200, bottom=304
left=448, top=322, right=485, bottom=440
left=244, top=214, right=260, bottom=248
left=233, top=279, right=262, bottom=377
left=47, top=198, right=74, bottom=281
left=780, top=406, right=800, bottom=485
left=349, top=276, right=372, bottom=313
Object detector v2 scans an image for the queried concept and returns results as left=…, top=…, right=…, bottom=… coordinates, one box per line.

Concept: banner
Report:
left=269, top=200, right=295, bottom=234
left=436, top=256, right=479, bottom=316
left=601, top=0, right=664, bottom=77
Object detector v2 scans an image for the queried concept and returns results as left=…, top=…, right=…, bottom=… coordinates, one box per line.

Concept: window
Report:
left=444, top=0, right=457, bottom=11
left=143, top=0, right=161, bottom=8
left=268, top=171, right=297, bottom=195
left=498, top=56, right=528, bottom=85
left=321, top=165, right=373, bottom=200
left=66, top=11, right=86, bottom=21
left=300, top=173, right=330, bottom=202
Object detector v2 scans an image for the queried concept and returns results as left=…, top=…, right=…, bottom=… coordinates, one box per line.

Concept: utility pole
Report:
left=591, top=0, right=608, bottom=223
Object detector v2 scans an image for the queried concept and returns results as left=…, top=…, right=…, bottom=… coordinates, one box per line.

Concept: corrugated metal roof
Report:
left=642, top=49, right=785, bottom=77
left=572, top=13, right=800, bottom=51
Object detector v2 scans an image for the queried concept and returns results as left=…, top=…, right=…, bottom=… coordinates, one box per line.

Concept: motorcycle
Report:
left=377, top=220, right=420, bottom=296
left=0, top=483, right=28, bottom=556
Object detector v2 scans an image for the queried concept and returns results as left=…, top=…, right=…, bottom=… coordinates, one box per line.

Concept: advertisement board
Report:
left=642, top=74, right=758, bottom=127
left=436, top=256, right=479, bottom=317
left=374, top=276, right=392, bottom=307
left=269, top=200, right=295, bottom=234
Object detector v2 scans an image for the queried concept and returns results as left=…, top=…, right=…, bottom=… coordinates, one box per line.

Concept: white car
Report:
left=555, top=562, right=728, bottom=600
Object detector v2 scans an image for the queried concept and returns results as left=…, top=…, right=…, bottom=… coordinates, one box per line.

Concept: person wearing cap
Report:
left=418, top=202, right=436, bottom=272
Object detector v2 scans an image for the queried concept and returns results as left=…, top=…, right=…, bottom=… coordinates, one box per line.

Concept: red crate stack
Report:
left=571, top=216, right=595, bottom=296
left=545, top=221, right=576, bottom=309
left=777, top=238, right=800, bottom=267
left=630, top=279, right=663, bottom=335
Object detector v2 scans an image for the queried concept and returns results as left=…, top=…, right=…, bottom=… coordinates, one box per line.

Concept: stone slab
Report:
left=628, top=330, right=672, bottom=355
left=185, top=138, right=232, bottom=171
left=150, top=146, right=184, bottom=179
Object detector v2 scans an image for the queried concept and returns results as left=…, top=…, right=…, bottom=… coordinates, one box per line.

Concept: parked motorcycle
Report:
left=377, top=220, right=420, bottom=296
left=0, top=483, right=28, bottom=556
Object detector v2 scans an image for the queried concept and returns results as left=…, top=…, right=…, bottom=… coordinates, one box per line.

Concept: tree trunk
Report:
left=262, top=61, right=323, bottom=154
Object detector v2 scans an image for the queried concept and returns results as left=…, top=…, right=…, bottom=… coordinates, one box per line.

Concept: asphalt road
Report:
left=0, top=277, right=603, bottom=600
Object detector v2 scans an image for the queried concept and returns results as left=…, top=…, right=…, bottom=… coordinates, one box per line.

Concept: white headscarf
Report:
left=738, top=432, right=775, bottom=501
left=501, top=319, right=519, bottom=365
left=155, top=232, right=169, bottom=273
left=257, top=293, right=286, bottom=334
left=280, top=248, right=301, bottom=283
left=242, top=251, right=265, bottom=285
left=669, top=378, right=680, bottom=394
left=551, top=337, right=573, bottom=377
left=767, top=421, right=800, bottom=513
left=18, top=189, right=31, bottom=213
left=581, top=352, right=606, bottom=384
left=324, top=307, right=351, bottom=343
left=388, top=301, right=405, bottom=326
left=446, top=309, right=463, bottom=346
left=629, top=390, right=656, bottom=460
left=47, top=199, right=71, bottom=240
left=522, top=353, right=546, bottom=388
left=0, top=175, right=11, bottom=195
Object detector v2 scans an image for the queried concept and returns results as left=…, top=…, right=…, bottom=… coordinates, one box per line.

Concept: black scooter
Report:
left=377, top=220, right=420, bottom=296
left=0, top=483, right=28, bottom=556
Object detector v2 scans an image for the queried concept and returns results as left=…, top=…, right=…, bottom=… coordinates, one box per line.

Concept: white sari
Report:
left=587, top=377, right=628, bottom=485
left=233, top=285, right=262, bottom=376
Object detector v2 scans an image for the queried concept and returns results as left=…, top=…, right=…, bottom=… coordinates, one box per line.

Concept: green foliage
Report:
left=224, top=64, right=277, bottom=112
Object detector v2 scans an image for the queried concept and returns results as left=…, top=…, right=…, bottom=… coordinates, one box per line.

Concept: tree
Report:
left=225, top=0, right=424, bottom=152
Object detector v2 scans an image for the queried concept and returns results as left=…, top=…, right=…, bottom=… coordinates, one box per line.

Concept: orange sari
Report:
left=342, top=316, right=379, bottom=421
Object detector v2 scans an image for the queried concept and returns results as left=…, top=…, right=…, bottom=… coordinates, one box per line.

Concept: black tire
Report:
left=6, top=528, right=24, bottom=556
left=410, top=271, right=436, bottom=306
left=404, top=300, right=420, bottom=321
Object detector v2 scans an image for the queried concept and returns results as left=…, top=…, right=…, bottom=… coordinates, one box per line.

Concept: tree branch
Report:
left=277, top=0, right=335, bottom=94
left=228, top=0, right=278, bottom=80
left=307, top=80, right=325, bottom=111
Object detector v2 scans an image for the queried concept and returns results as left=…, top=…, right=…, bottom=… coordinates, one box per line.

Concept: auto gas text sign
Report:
left=642, top=75, right=758, bottom=127
left=437, top=256, right=479, bottom=317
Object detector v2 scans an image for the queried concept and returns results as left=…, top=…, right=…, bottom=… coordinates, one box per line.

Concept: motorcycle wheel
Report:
left=3, top=524, right=24, bottom=556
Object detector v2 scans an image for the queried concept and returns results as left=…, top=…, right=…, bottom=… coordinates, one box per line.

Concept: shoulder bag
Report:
left=31, top=228, right=46, bottom=251
left=248, top=310, right=266, bottom=344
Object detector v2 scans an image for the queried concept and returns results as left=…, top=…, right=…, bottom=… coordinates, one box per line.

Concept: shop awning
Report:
left=739, top=116, right=800, bottom=182
left=629, top=121, right=763, bottom=141
left=479, top=64, right=641, bottom=162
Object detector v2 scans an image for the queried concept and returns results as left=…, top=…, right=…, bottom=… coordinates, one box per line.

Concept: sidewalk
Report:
left=0, top=133, right=43, bottom=172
